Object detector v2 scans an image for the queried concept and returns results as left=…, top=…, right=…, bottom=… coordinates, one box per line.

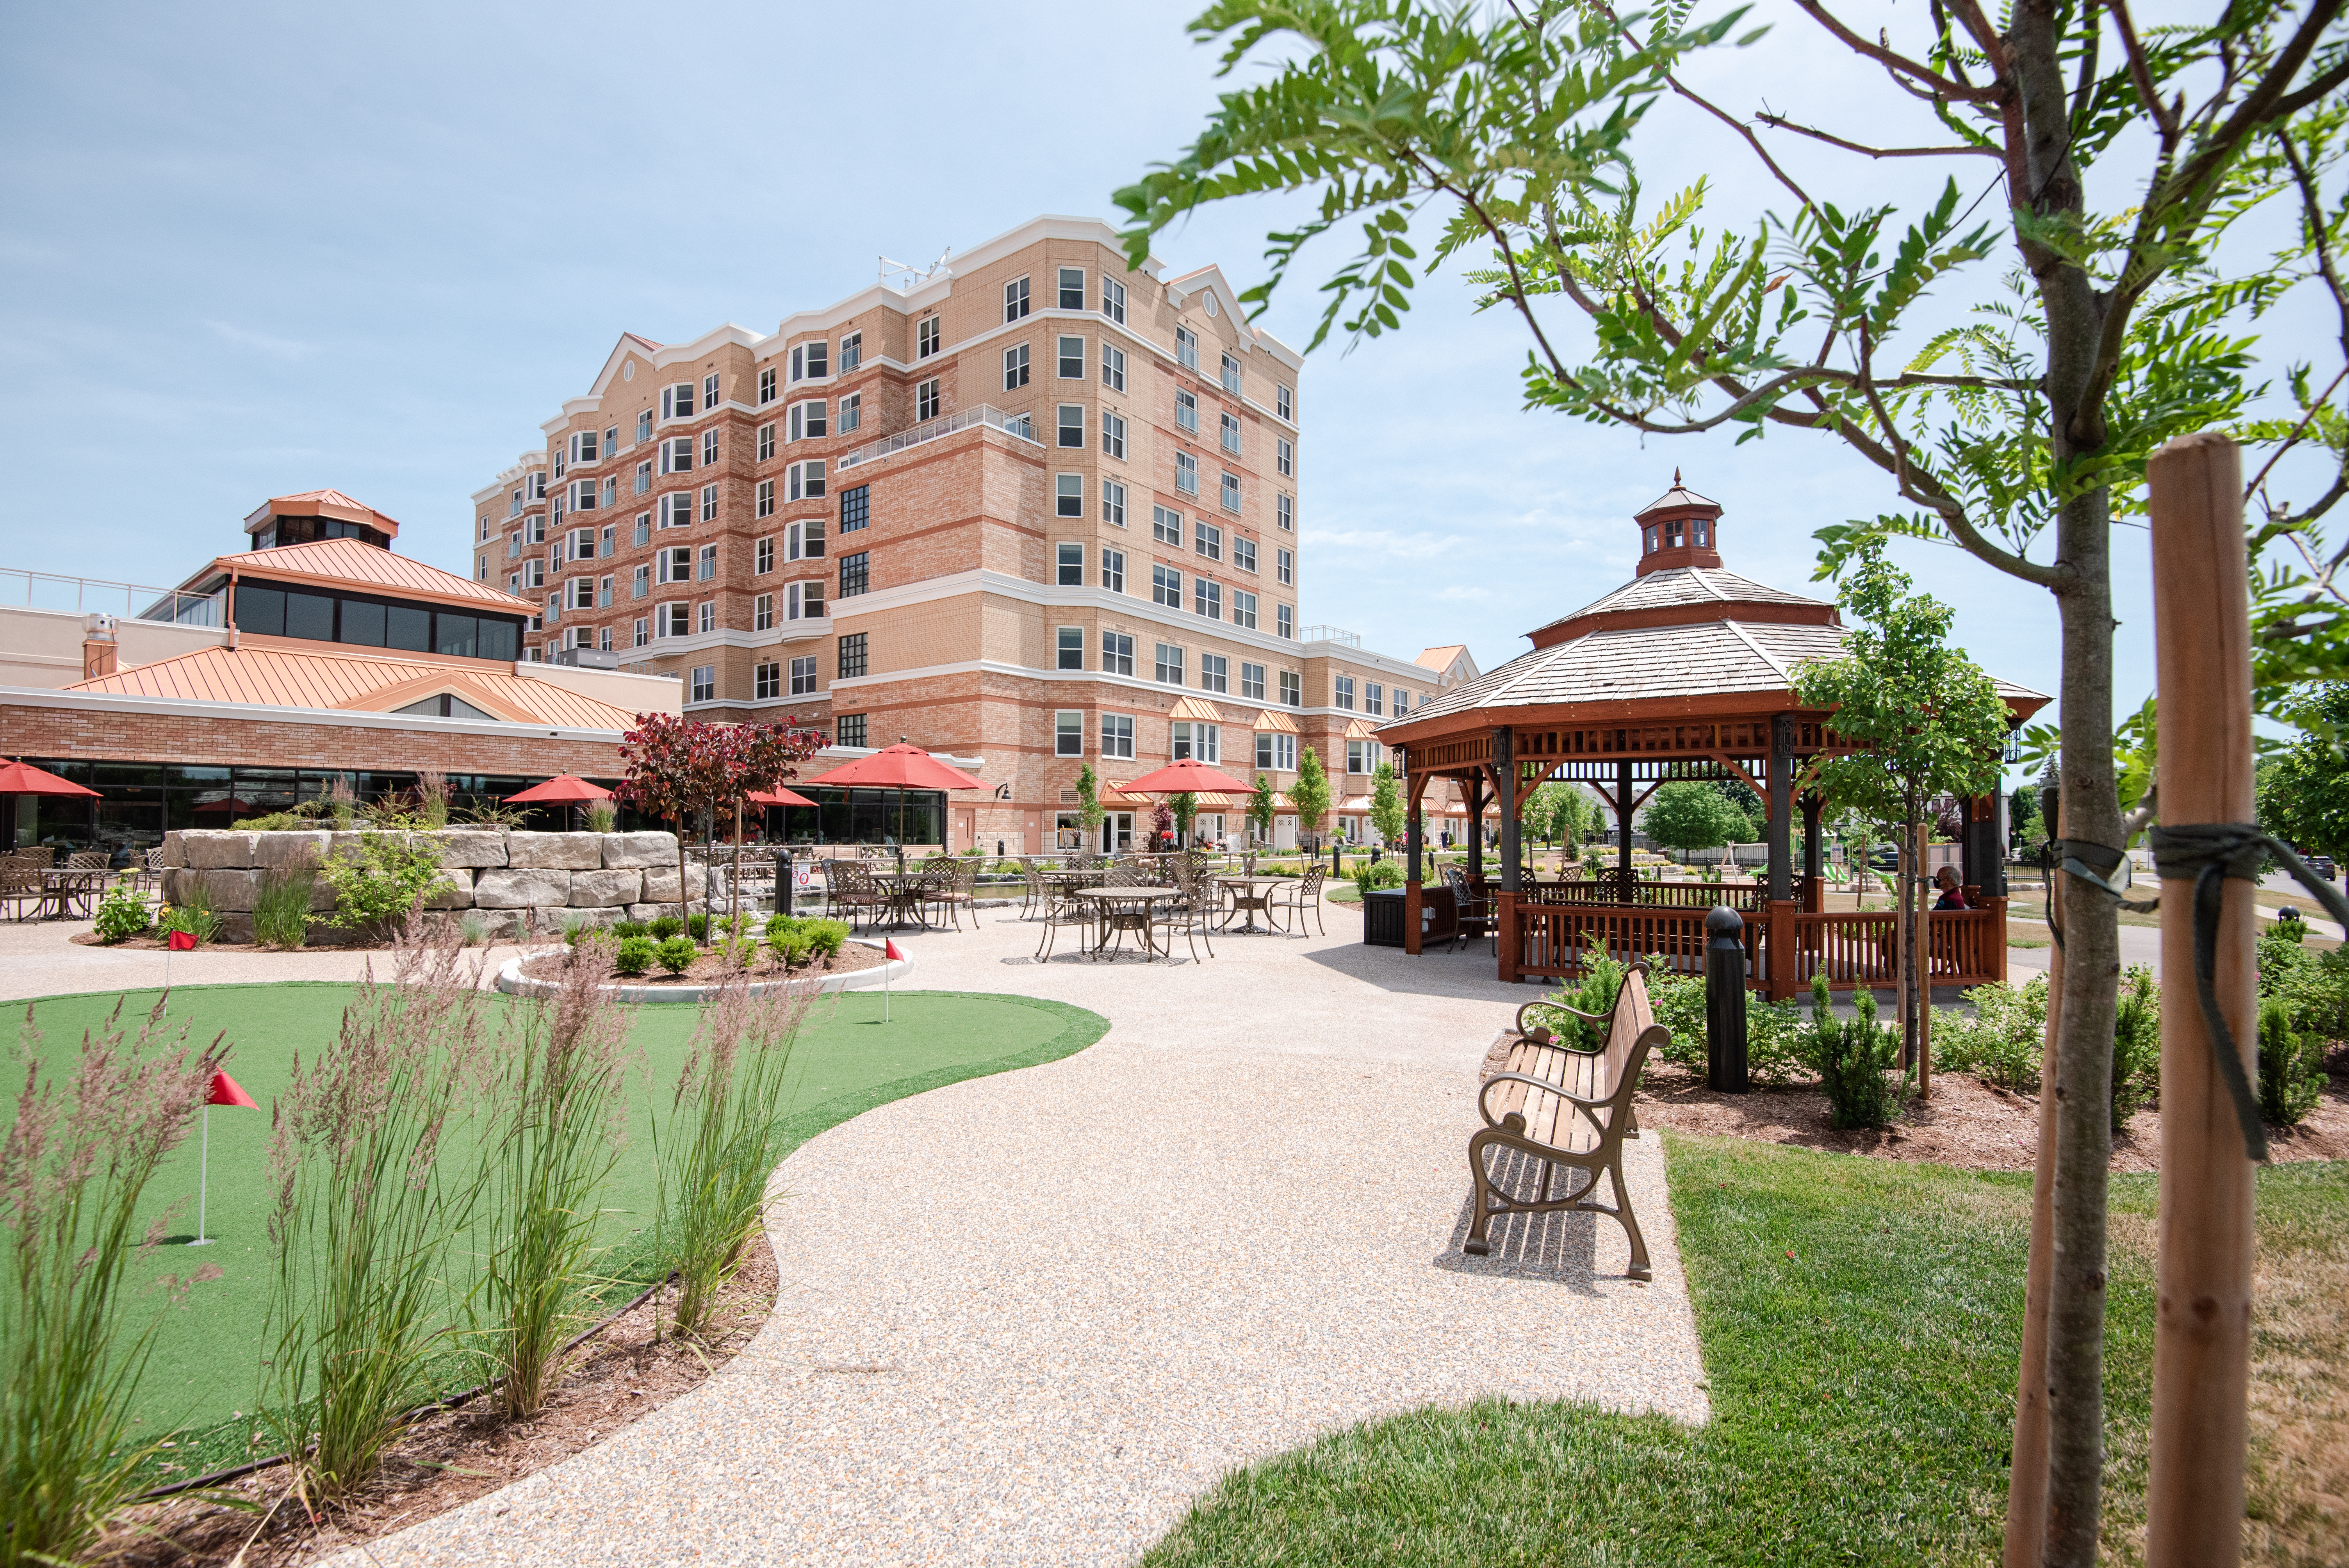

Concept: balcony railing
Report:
left=1301, top=624, right=1362, bottom=647
left=1, top=567, right=226, bottom=628
left=834, top=404, right=1040, bottom=472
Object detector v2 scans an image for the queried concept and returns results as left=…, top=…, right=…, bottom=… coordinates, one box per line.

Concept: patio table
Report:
left=1069, top=885, right=1182, bottom=962
left=1214, top=875, right=1289, bottom=935
left=41, top=868, right=109, bottom=921
left=865, top=870, right=941, bottom=930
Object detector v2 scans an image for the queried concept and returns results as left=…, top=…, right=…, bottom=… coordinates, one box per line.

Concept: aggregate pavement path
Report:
left=14, top=898, right=1710, bottom=1566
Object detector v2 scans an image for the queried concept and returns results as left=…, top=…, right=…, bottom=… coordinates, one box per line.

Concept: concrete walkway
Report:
left=286, top=900, right=1708, bottom=1566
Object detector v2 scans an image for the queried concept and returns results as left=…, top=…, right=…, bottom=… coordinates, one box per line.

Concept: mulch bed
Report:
left=70, top=933, right=360, bottom=953
left=517, top=941, right=886, bottom=987
left=1482, top=1037, right=2349, bottom=1170
left=95, top=1233, right=778, bottom=1567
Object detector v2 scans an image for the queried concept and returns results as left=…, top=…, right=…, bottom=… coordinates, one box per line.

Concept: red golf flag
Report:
left=884, top=939, right=905, bottom=962
left=167, top=930, right=197, bottom=952
left=207, top=1070, right=258, bottom=1109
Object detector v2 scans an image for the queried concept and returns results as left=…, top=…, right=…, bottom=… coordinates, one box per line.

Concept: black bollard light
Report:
left=773, top=848, right=793, bottom=916
left=1705, top=905, right=1750, bottom=1093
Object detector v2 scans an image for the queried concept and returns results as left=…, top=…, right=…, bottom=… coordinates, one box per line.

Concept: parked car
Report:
left=1868, top=845, right=1902, bottom=871
left=2308, top=854, right=2337, bottom=881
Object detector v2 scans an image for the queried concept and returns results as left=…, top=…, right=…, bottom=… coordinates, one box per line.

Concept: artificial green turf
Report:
left=1142, top=1134, right=2176, bottom=1567
left=6, top=982, right=1104, bottom=1481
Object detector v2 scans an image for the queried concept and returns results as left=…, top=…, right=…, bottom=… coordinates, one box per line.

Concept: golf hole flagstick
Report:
left=883, top=938, right=905, bottom=1021
left=189, top=1069, right=259, bottom=1246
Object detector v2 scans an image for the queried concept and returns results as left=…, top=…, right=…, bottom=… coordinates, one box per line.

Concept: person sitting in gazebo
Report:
left=1934, top=864, right=1971, bottom=910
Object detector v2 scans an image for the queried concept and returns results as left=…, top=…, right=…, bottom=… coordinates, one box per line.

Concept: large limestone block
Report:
left=328, top=832, right=371, bottom=861
left=506, top=831, right=604, bottom=871
left=253, top=831, right=331, bottom=870
left=424, top=867, right=476, bottom=910
left=641, top=864, right=707, bottom=902
left=601, top=832, right=677, bottom=869
left=626, top=902, right=679, bottom=923
left=570, top=869, right=642, bottom=908
left=473, top=868, right=572, bottom=909
left=431, top=829, right=510, bottom=869
left=558, top=905, right=626, bottom=932
left=182, top=832, right=257, bottom=870
left=160, top=834, right=187, bottom=870
left=189, top=868, right=260, bottom=912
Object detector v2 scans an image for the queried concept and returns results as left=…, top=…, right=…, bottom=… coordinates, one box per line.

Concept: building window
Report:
left=838, top=392, right=861, bottom=433
left=788, top=460, right=825, bottom=500
left=705, top=372, right=723, bottom=410
left=1175, top=388, right=1198, bottom=433
left=1053, top=473, right=1084, bottom=518
left=1256, top=731, right=1296, bottom=771
left=839, top=331, right=862, bottom=371
left=1057, top=334, right=1085, bottom=379
left=1057, top=626, right=1084, bottom=670
left=1349, top=739, right=1384, bottom=775
left=1155, top=642, right=1184, bottom=685
left=838, top=632, right=867, bottom=678
left=838, top=551, right=869, bottom=599
left=790, top=655, right=817, bottom=695
left=1277, top=546, right=1293, bottom=585
left=1333, top=674, right=1355, bottom=710
left=635, top=461, right=652, bottom=495
left=661, top=437, right=693, bottom=474
left=1199, top=652, right=1228, bottom=693
left=839, top=484, right=869, bottom=533
left=1176, top=325, right=1199, bottom=370
left=757, top=479, right=775, bottom=519
left=633, top=617, right=648, bottom=647
left=637, top=410, right=655, bottom=444
left=1152, top=564, right=1182, bottom=609
left=1194, top=521, right=1221, bottom=561
left=1056, top=404, right=1084, bottom=448
left=1101, top=479, right=1126, bottom=527
left=1221, top=471, right=1242, bottom=513
left=1277, top=603, right=1294, bottom=639
left=1004, top=276, right=1030, bottom=322
left=1240, top=661, right=1265, bottom=700
left=758, top=424, right=775, bottom=461
left=755, top=592, right=775, bottom=630
left=756, top=662, right=781, bottom=700
left=788, top=580, right=825, bottom=620
left=659, top=604, right=688, bottom=638
left=1101, top=411, right=1126, bottom=460
left=1221, top=352, right=1242, bottom=394
left=1101, top=342, right=1125, bottom=392
left=633, top=564, right=651, bottom=599
left=1003, top=343, right=1030, bottom=390
left=658, top=545, right=692, bottom=584
left=697, top=544, right=718, bottom=581
left=702, top=484, right=719, bottom=522
left=1366, top=682, right=1385, bottom=716
left=1393, top=689, right=1410, bottom=715
left=1055, top=711, right=1084, bottom=757
left=1153, top=505, right=1183, bottom=546
left=1277, top=437, right=1294, bottom=477
left=598, top=575, right=613, bottom=607
left=1175, top=453, right=1199, bottom=495
left=786, top=517, right=826, bottom=559
left=662, top=383, right=695, bottom=419
left=759, top=367, right=777, bottom=404
left=1277, top=492, right=1293, bottom=531
left=1277, top=384, right=1292, bottom=420
left=789, top=399, right=827, bottom=440
left=837, top=713, right=868, bottom=748
left=1233, top=589, right=1258, bottom=629
left=634, top=513, right=651, bottom=546
left=699, top=600, right=716, bottom=633
left=691, top=665, right=715, bottom=703
left=916, top=317, right=940, bottom=358
left=1233, top=536, right=1256, bottom=574
left=1101, top=631, right=1134, bottom=676
left=702, top=428, right=720, bottom=466
left=1057, top=542, right=1084, bottom=586
left=1100, top=548, right=1125, bottom=594
left=1101, top=712, right=1135, bottom=759
left=1172, top=721, right=1219, bottom=763
left=1220, top=412, right=1242, bottom=455
left=1056, top=266, right=1085, bottom=310
left=917, top=378, right=941, bottom=419
left=1102, top=276, right=1126, bottom=323
left=1194, top=578, right=1221, bottom=619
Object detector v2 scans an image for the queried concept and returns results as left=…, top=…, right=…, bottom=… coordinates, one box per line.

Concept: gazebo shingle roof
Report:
left=1539, top=566, right=1830, bottom=633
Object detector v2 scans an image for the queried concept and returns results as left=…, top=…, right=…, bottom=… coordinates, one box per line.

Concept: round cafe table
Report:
left=1069, top=885, right=1182, bottom=962
left=41, top=868, right=109, bottom=921
left=1214, top=875, right=1289, bottom=935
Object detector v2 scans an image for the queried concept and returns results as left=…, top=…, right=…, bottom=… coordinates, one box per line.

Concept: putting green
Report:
left=7, top=982, right=1105, bottom=1478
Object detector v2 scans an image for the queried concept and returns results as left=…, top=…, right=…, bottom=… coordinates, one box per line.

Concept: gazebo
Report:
left=1374, top=479, right=2050, bottom=997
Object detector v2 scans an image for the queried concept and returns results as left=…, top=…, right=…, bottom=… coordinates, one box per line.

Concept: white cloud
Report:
left=205, top=320, right=312, bottom=360
left=1308, top=526, right=1458, bottom=559
left=1435, top=584, right=1491, bottom=602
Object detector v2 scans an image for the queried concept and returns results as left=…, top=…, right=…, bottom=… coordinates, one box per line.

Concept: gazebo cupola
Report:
left=1633, top=471, right=1723, bottom=575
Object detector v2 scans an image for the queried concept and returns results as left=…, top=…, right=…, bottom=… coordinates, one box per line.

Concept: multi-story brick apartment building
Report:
left=470, top=215, right=1469, bottom=853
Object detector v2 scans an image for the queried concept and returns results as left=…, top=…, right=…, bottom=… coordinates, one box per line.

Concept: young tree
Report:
left=1369, top=761, right=1406, bottom=847
left=2256, top=684, right=2349, bottom=856
left=1640, top=780, right=1750, bottom=856
left=1075, top=762, right=1106, bottom=851
left=1791, top=547, right=2010, bottom=1069
left=616, top=715, right=734, bottom=940
left=1117, top=9, right=2349, bottom=1544
left=1290, top=745, right=1332, bottom=851
left=1248, top=772, right=1278, bottom=846
left=1171, top=790, right=1199, bottom=844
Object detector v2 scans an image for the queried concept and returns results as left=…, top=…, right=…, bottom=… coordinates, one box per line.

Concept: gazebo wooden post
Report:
left=1766, top=715, right=1797, bottom=999
left=1404, top=767, right=1426, bottom=957
left=1466, top=772, right=1485, bottom=883
left=1495, top=727, right=1518, bottom=982
left=1616, top=756, right=1634, bottom=897
left=1801, top=790, right=1824, bottom=913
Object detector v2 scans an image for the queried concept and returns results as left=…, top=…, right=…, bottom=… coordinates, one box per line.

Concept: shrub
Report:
left=655, top=936, right=698, bottom=976
left=263, top=940, right=490, bottom=1504
left=1816, top=988, right=1900, bottom=1130
left=768, top=928, right=814, bottom=968
left=91, top=883, right=153, bottom=944
left=2112, top=964, right=2161, bottom=1130
left=1648, top=971, right=1814, bottom=1083
left=559, top=912, right=595, bottom=946
left=1521, top=938, right=1627, bottom=1050
left=686, top=913, right=710, bottom=941
left=2259, top=995, right=2329, bottom=1127
left=415, top=770, right=451, bottom=829
left=718, top=935, right=759, bottom=971
left=158, top=879, right=221, bottom=945
left=319, top=831, right=449, bottom=939
left=763, top=912, right=793, bottom=941
left=649, top=914, right=686, bottom=941
left=458, top=910, right=491, bottom=947
left=584, top=800, right=618, bottom=834
left=1, top=998, right=229, bottom=1566
left=805, top=919, right=848, bottom=959
left=1934, top=974, right=2049, bottom=1092
left=612, top=919, right=649, bottom=940
left=2258, top=921, right=2349, bottom=1044
left=1348, top=861, right=1404, bottom=896
left=614, top=935, right=656, bottom=976
left=252, top=867, right=315, bottom=949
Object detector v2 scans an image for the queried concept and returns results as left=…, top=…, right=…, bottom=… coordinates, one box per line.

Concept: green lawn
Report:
left=1143, top=1137, right=2349, bottom=1567
left=8, top=982, right=1105, bottom=1481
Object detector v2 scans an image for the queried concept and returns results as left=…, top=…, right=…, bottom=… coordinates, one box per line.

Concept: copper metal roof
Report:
left=203, top=537, right=539, bottom=614
left=68, top=644, right=637, bottom=731
left=1415, top=644, right=1468, bottom=672
left=241, top=488, right=403, bottom=538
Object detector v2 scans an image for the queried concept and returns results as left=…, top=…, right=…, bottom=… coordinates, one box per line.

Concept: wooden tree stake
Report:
left=2004, top=794, right=2063, bottom=1567
left=2146, top=430, right=2255, bottom=1567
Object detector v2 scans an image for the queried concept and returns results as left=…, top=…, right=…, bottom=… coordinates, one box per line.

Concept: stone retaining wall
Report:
left=160, top=828, right=699, bottom=943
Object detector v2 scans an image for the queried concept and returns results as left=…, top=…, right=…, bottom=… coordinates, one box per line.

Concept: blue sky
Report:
left=4, top=2, right=2331, bottom=764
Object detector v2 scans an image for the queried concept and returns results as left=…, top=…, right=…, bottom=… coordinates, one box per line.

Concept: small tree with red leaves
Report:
left=616, top=715, right=824, bottom=939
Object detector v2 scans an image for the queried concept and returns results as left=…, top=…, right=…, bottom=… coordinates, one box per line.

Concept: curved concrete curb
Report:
left=494, top=938, right=912, bottom=1004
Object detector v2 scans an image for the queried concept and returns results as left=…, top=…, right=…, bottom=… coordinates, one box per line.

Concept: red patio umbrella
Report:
left=746, top=786, right=816, bottom=807
left=504, top=775, right=614, bottom=803
left=0, top=760, right=100, bottom=798
left=806, top=743, right=983, bottom=852
left=1119, top=759, right=1258, bottom=796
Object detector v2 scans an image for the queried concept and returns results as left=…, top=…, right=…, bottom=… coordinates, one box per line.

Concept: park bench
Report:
left=1464, top=958, right=1669, bottom=1280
